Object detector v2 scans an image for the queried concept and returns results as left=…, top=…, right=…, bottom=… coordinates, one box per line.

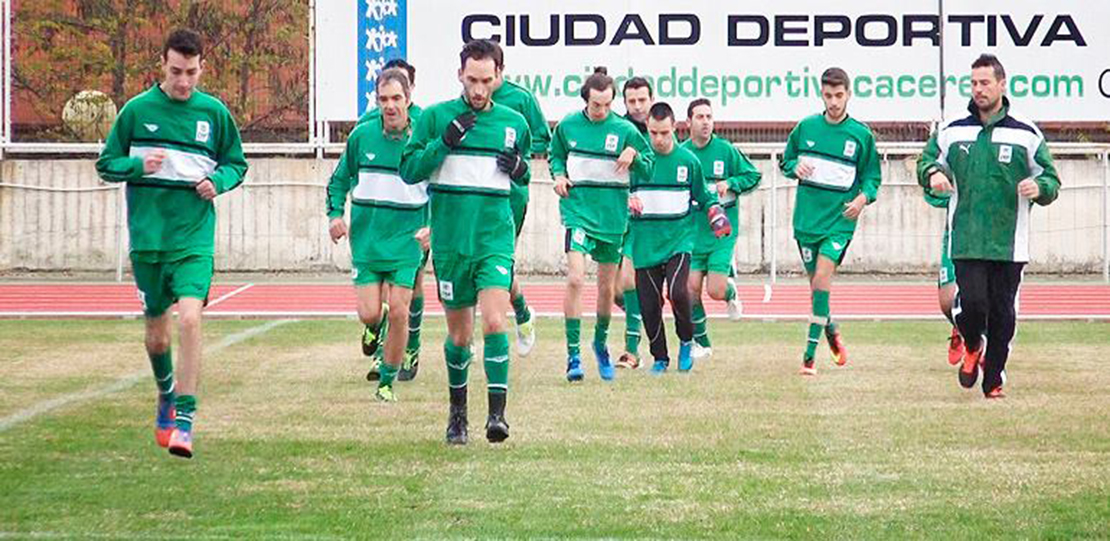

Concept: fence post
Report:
left=1103, top=150, right=1109, bottom=283
left=115, top=182, right=125, bottom=282
left=770, top=151, right=778, bottom=285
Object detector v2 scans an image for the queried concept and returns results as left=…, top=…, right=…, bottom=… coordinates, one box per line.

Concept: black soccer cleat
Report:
left=446, top=405, right=469, bottom=445
left=397, top=349, right=419, bottom=382
left=485, top=414, right=510, bottom=443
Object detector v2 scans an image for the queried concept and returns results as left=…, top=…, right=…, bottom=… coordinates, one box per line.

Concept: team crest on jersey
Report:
left=801, top=247, right=814, bottom=263
left=677, top=166, right=689, bottom=183
left=195, top=121, right=211, bottom=143
left=998, top=144, right=1012, bottom=164
left=843, top=140, right=857, bottom=158
left=604, top=134, right=619, bottom=152
left=504, top=127, right=517, bottom=149
left=143, top=123, right=159, bottom=133
left=713, top=160, right=725, bottom=176
left=365, top=153, right=376, bottom=162
left=439, top=280, right=454, bottom=301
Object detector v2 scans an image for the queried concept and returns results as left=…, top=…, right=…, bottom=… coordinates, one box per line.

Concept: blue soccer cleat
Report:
left=593, top=341, right=615, bottom=381
left=566, top=354, right=584, bottom=382
left=678, top=341, right=694, bottom=372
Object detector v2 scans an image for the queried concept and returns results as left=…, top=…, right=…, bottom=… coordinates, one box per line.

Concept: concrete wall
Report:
left=1, top=154, right=1107, bottom=275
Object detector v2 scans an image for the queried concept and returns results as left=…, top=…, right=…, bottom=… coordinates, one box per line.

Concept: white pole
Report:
left=3, top=0, right=12, bottom=152
left=770, top=151, right=778, bottom=285
left=1103, top=151, right=1109, bottom=283
left=115, top=182, right=125, bottom=282
left=308, top=0, right=317, bottom=153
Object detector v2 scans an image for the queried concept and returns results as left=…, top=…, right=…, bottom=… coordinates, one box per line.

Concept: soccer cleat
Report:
left=826, top=326, right=848, bottom=366
left=446, top=404, right=469, bottom=445
left=397, top=349, right=420, bottom=382
left=155, top=395, right=176, bottom=448
left=593, top=341, right=615, bottom=381
left=167, top=428, right=193, bottom=459
left=692, top=343, right=712, bottom=360
left=678, top=341, right=694, bottom=372
left=375, top=384, right=397, bottom=403
left=959, top=339, right=984, bottom=389
left=565, top=354, right=584, bottom=382
left=984, top=386, right=1006, bottom=399
left=726, top=279, right=743, bottom=321
left=615, top=351, right=640, bottom=369
left=486, top=392, right=509, bottom=443
left=799, top=357, right=817, bottom=376
left=947, top=326, right=966, bottom=366
left=361, top=304, right=390, bottom=357
left=515, top=318, right=536, bottom=357
left=651, top=359, right=668, bottom=375
left=365, top=354, right=382, bottom=381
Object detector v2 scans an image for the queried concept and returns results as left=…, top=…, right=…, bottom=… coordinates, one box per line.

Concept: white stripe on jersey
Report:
left=353, top=171, right=428, bottom=206
left=567, top=154, right=630, bottom=186
left=131, top=146, right=217, bottom=183
left=431, top=154, right=512, bottom=192
left=634, top=189, right=690, bottom=217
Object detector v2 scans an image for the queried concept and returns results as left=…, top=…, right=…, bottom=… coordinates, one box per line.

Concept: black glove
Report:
left=497, top=150, right=528, bottom=181
left=442, top=112, right=477, bottom=148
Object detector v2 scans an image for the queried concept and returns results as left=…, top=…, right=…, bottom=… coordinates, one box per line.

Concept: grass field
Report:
left=2, top=317, right=1109, bottom=539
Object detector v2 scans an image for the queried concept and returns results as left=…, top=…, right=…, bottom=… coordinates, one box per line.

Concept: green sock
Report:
left=174, top=394, right=196, bottom=431
left=406, top=295, right=424, bottom=352
left=725, top=280, right=737, bottom=302
left=483, top=332, right=510, bottom=394
left=806, top=290, right=831, bottom=360
left=565, top=318, right=581, bottom=357
left=444, top=340, right=472, bottom=389
left=623, top=290, right=641, bottom=353
left=149, top=348, right=175, bottom=397
left=594, top=315, right=611, bottom=348
left=692, top=303, right=711, bottom=347
left=512, top=292, right=532, bottom=325
left=379, top=362, right=399, bottom=386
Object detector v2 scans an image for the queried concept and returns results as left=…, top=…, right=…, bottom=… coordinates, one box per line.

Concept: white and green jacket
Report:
left=917, top=97, right=1060, bottom=263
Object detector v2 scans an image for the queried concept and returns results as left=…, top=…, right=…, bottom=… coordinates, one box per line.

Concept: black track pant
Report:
left=953, top=259, right=1025, bottom=393
left=635, top=253, right=693, bottom=363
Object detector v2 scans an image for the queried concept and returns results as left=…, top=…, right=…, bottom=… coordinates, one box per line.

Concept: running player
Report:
left=550, top=67, right=653, bottom=382
left=327, top=68, right=427, bottom=403
left=490, top=43, right=551, bottom=357
left=918, top=54, right=1060, bottom=397
left=628, top=102, right=730, bottom=373
left=682, top=99, right=761, bottom=359
left=922, top=188, right=966, bottom=366
left=400, top=39, right=532, bottom=444
left=95, top=29, right=248, bottom=458
left=612, top=76, right=653, bottom=369
left=779, top=67, right=881, bottom=376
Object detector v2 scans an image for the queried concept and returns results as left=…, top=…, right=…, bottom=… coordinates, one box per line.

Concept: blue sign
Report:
left=357, top=0, right=408, bottom=115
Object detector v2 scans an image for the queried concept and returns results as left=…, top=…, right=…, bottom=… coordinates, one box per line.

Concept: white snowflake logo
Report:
left=365, top=0, right=399, bottom=21
left=365, top=25, right=399, bottom=53
left=365, top=58, right=385, bottom=81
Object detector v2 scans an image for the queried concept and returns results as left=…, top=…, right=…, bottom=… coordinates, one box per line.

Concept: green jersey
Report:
left=356, top=103, right=424, bottom=126
left=629, top=144, right=716, bottom=269
left=400, top=97, right=532, bottom=259
left=682, top=135, right=761, bottom=254
left=327, top=117, right=427, bottom=268
left=95, top=85, right=247, bottom=261
left=780, top=113, right=881, bottom=243
left=550, top=110, right=654, bottom=244
left=917, top=98, right=1060, bottom=263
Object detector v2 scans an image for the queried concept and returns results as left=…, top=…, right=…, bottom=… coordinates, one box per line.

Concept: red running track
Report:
left=1, top=282, right=1109, bottom=319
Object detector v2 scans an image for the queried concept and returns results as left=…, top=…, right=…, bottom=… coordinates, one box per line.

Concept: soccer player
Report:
left=627, top=102, right=731, bottom=373
left=327, top=68, right=427, bottom=403
left=550, top=67, right=653, bottom=382
left=780, top=67, right=881, bottom=376
left=612, top=77, right=654, bottom=369
left=922, top=188, right=965, bottom=366
left=682, top=99, right=761, bottom=359
left=490, top=43, right=551, bottom=357
left=400, top=39, right=532, bottom=444
left=352, top=58, right=426, bottom=383
left=95, top=29, right=248, bottom=458
left=918, top=54, right=1060, bottom=398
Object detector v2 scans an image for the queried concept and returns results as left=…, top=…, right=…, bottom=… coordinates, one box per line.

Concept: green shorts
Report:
left=796, top=234, right=852, bottom=275
left=691, top=244, right=734, bottom=275
left=352, top=262, right=421, bottom=289
left=433, top=253, right=514, bottom=309
left=620, top=229, right=634, bottom=260
left=565, top=227, right=622, bottom=265
left=131, top=254, right=213, bottom=318
left=938, top=228, right=956, bottom=287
